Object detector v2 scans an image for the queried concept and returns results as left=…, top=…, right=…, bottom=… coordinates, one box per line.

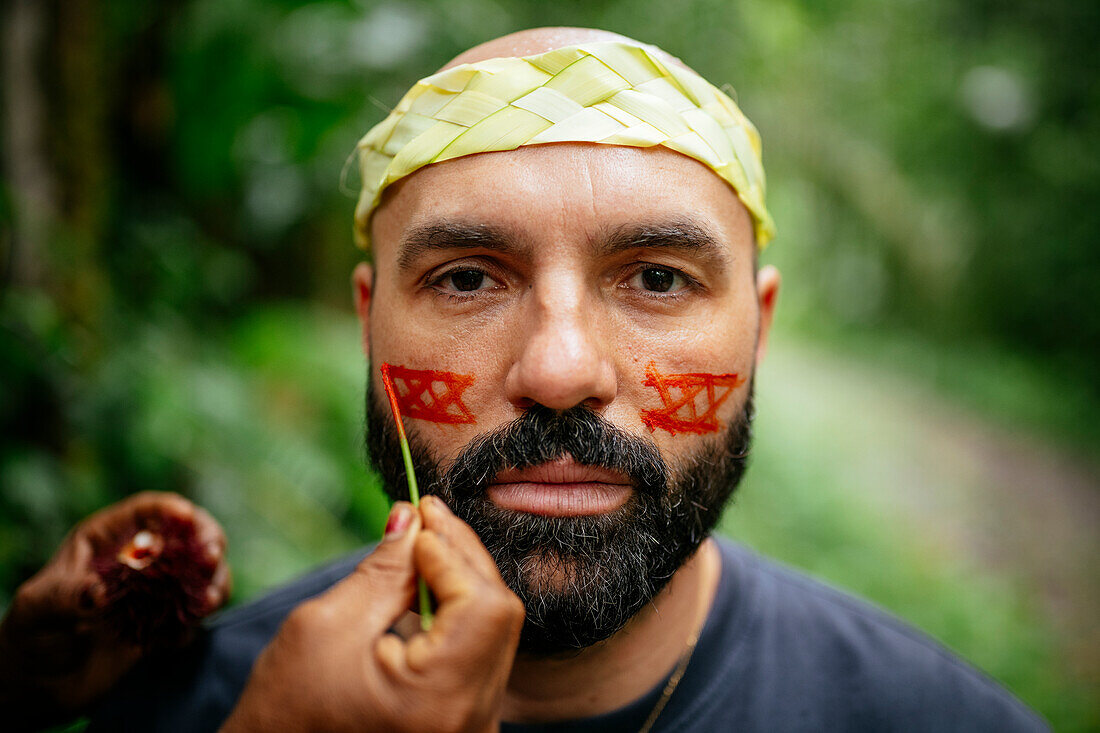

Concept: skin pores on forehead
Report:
left=361, top=143, right=773, bottom=471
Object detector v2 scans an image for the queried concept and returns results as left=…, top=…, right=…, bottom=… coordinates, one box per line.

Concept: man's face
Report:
left=356, top=143, right=778, bottom=653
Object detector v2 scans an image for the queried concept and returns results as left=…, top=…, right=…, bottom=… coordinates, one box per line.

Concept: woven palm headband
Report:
left=353, top=40, right=775, bottom=250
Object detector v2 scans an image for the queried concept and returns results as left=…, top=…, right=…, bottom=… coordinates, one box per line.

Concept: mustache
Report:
left=438, top=404, right=669, bottom=501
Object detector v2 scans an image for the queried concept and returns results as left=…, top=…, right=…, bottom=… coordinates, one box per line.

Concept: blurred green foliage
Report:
left=2, top=0, right=1098, bottom=729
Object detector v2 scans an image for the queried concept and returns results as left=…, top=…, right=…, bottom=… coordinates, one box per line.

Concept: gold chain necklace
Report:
left=637, top=542, right=714, bottom=733
left=635, top=629, right=701, bottom=733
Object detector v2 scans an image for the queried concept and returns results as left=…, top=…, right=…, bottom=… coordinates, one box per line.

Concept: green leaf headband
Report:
left=353, top=41, right=775, bottom=250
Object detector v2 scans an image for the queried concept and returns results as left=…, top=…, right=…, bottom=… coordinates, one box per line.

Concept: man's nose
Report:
left=503, top=279, right=617, bottom=411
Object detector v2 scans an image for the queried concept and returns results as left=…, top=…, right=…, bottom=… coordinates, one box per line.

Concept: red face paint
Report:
left=640, top=361, right=745, bottom=436
left=382, top=363, right=476, bottom=425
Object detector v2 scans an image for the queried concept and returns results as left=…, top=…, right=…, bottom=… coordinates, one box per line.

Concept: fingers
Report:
left=128, top=491, right=196, bottom=523
left=202, top=556, right=232, bottom=614
left=416, top=496, right=523, bottom=628
left=191, top=505, right=230, bottom=612
left=322, top=502, right=421, bottom=639
left=413, top=530, right=476, bottom=607
left=68, top=537, right=107, bottom=616
left=80, top=492, right=195, bottom=555
left=405, top=509, right=524, bottom=673
left=14, top=535, right=104, bottom=623
left=192, top=504, right=228, bottom=566
left=419, top=496, right=501, bottom=583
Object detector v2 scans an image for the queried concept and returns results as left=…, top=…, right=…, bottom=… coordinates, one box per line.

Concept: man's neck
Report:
left=500, top=537, right=722, bottom=724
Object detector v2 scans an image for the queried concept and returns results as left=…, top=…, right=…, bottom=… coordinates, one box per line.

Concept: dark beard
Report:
left=365, top=380, right=754, bottom=655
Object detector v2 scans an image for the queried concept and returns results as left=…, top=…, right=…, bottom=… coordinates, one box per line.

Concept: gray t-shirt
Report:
left=89, top=538, right=1048, bottom=732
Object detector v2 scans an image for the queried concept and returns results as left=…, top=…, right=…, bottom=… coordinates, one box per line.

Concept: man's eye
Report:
left=433, top=268, right=498, bottom=294
left=632, top=267, right=686, bottom=294
left=449, top=270, right=485, bottom=291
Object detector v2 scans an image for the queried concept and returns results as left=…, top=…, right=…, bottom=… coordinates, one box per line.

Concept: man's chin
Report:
left=479, top=500, right=640, bottom=594
left=449, top=495, right=664, bottom=655
left=514, top=553, right=594, bottom=601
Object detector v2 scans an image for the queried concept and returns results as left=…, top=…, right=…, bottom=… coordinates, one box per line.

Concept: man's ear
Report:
left=755, top=265, right=780, bottom=366
left=352, top=262, right=374, bottom=357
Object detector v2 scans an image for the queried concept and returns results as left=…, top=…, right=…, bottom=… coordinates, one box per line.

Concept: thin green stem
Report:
left=396, top=429, right=420, bottom=505
left=380, top=363, right=433, bottom=631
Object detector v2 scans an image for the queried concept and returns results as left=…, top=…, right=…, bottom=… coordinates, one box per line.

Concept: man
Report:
left=83, top=27, right=1045, bottom=731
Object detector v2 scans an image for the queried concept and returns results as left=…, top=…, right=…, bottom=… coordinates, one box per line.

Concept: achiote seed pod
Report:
left=92, top=514, right=217, bottom=648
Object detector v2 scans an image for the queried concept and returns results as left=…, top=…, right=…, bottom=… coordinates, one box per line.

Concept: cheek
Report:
left=375, top=360, right=493, bottom=466
left=370, top=298, right=513, bottom=460
left=616, top=298, right=756, bottom=440
left=384, top=364, right=477, bottom=425
left=637, top=361, right=746, bottom=436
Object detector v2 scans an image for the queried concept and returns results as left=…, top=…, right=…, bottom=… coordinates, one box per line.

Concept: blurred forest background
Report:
left=1, top=0, right=1098, bottom=729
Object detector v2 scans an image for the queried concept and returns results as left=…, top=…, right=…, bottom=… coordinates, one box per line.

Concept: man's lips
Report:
left=487, top=457, right=633, bottom=517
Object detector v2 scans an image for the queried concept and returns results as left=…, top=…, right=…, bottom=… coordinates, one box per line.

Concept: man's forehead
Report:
left=370, top=143, right=755, bottom=265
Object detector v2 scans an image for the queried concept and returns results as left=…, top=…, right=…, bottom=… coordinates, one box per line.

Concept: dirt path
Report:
left=764, top=340, right=1100, bottom=684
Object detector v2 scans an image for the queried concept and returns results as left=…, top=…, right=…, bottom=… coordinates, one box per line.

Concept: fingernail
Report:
left=384, top=503, right=412, bottom=540
left=424, top=495, right=449, bottom=514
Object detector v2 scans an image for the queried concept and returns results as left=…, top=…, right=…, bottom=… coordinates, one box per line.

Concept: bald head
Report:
left=440, top=27, right=687, bottom=72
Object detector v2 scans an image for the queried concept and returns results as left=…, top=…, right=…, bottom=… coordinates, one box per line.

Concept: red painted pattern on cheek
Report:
left=640, top=361, right=745, bottom=436
left=385, top=364, right=477, bottom=425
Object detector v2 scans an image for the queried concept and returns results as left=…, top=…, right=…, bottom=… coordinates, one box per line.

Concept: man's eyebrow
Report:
left=597, top=220, right=733, bottom=271
left=397, top=221, right=525, bottom=272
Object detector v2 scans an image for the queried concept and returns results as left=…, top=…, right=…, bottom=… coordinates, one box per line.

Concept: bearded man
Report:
left=78, top=27, right=1047, bottom=732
